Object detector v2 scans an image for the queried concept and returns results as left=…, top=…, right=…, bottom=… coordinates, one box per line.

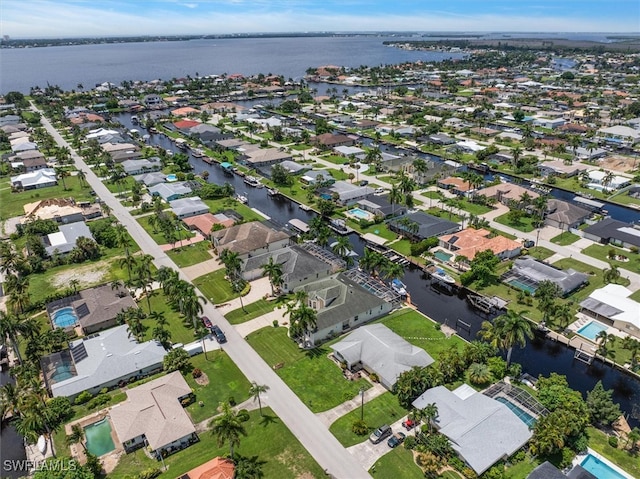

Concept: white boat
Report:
left=391, top=279, right=407, bottom=297
left=243, top=176, right=262, bottom=187
left=236, top=195, right=248, bottom=204
left=431, top=267, right=456, bottom=284
left=37, top=435, right=47, bottom=455
left=299, top=204, right=312, bottom=211
left=266, top=187, right=279, bottom=196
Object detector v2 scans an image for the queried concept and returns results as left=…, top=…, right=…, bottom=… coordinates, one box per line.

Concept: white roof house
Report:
left=413, top=385, right=533, bottom=475
left=11, top=168, right=57, bottom=190
left=580, top=284, right=640, bottom=339
left=331, top=324, right=434, bottom=389
left=43, top=221, right=94, bottom=256
left=597, top=125, right=640, bottom=146
left=169, top=196, right=209, bottom=219
left=586, top=170, right=631, bottom=191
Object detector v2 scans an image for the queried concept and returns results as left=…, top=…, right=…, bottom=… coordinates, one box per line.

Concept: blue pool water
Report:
left=51, top=307, right=78, bottom=328
left=580, top=453, right=629, bottom=479
left=348, top=208, right=371, bottom=220
left=166, top=174, right=177, bottom=182
left=51, top=364, right=74, bottom=383
left=577, top=321, right=608, bottom=341
left=434, top=250, right=453, bottom=262
left=495, top=396, right=537, bottom=427
left=84, top=418, right=116, bottom=457
left=506, top=278, right=537, bottom=295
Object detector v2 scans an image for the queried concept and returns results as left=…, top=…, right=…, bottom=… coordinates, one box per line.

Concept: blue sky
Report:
left=2, top=0, right=639, bottom=38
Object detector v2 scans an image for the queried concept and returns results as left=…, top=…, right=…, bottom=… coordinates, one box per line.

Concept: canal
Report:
left=114, top=112, right=640, bottom=427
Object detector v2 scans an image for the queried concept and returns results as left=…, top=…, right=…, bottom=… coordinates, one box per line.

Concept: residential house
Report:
left=178, top=457, right=235, bottom=479
left=42, top=221, right=94, bottom=257
left=22, top=198, right=84, bottom=224
left=583, top=218, right=640, bottom=249
left=503, top=256, right=588, bottom=296
left=586, top=170, right=630, bottom=192
left=355, top=194, right=406, bottom=219
left=331, top=324, right=434, bottom=389
left=41, top=325, right=166, bottom=399
left=134, top=171, right=167, bottom=187
left=11, top=168, right=57, bottom=190
left=169, top=197, right=210, bottom=219
left=295, top=272, right=394, bottom=346
left=121, top=157, right=162, bottom=176
left=312, top=133, right=355, bottom=149
left=182, top=213, right=234, bottom=236
left=211, top=221, right=291, bottom=260
left=334, top=145, right=365, bottom=159
left=149, top=182, right=192, bottom=202
left=538, top=160, right=590, bottom=178
left=579, top=284, right=640, bottom=339
left=437, top=177, right=475, bottom=196
left=241, top=147, right=292, bottom=167
left=241, top=244, right=335, bottom=291
left=143, top=94, right=165, bottom=108
left=46, top=283, right=137, bottom=334
left=533, top=117, right=566, bottom=129
left=300, top=170, right=335, bottom=186
left=596, top=125, right=640, bottom=147
left=438, top=228, right=522, bottom=261
left=543, top=199, right=591, bottom=230
left=412, top=385, right=533, bottom=475
left=388, top=212, right=459, bottom=241
left=327, top=181, right=375, bottom=206
left=474, top=183, right=539, bottom=205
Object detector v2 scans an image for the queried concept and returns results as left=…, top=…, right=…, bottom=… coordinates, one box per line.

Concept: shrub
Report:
left=227, top=396, right=236, bottom=406
left=272, top=319, right=279, bottom=327
left=608, top=436, right=619, bottom=448
left=74, top=391, right=93, bottom=405
left=192, top=368, right=202, bottom=379
left=369, top=373, right=379, bottom=383
left=403, top=435, right=417, bottom=450
left=560, top=447, right=575, bottom=469
left=237, top=409, right=250, bottom=422
left=351, top=419, right=368, bottom=436
left=85, top=393, right=110, bottom=410
left=136, top=467, right=162, bottom=479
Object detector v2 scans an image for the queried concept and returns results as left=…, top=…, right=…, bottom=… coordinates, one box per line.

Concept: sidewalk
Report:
left=315, top=383, right=387, bottom=427
left=181, top=256, right=223, bottom=281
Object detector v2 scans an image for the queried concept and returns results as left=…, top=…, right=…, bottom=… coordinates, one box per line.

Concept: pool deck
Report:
left=573, top=448, right=635, bottom=479
left=66, top=409, right=124, bottom=474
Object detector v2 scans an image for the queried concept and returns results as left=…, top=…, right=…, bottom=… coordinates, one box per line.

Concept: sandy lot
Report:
left=600, top=155, right=638, bottom=174
left=51, top=257, right=121, bottom=289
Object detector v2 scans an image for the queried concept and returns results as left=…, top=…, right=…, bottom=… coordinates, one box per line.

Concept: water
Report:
left=494, top=396, right=537, bottom=427
left=84, top=418, right=116, bottom=457
left=347, top=207, right=372, bottom=220
left=51, top=363, right=74, bottom=383
left=580, top=453, right=631, bottom=479
left=433, top=250, right=453, bottom=262
left=51, top=306, right=78, bottom=328
left=0, top=36, right=464, bottom=94
left=0, top=370, right=28, bottom=479
left=577, top=321, right=609, bottom=341
left=505, top=278, right=538, bottom=295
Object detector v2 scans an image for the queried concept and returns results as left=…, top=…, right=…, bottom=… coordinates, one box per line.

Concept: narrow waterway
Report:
left=0, top=369, right=28, bottom=479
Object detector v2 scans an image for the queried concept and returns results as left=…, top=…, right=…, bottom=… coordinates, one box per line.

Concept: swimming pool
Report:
left=84, top=418, right=116, bottom=457
left=166, top=174, right=178, bottom=182
left=580, top=452, right=631, bottom=479
left=506, top=278, right=537, bottom=295
left=347, top=208, right=372, bottom=220
left=434, top=250, right=453, bottom=263
left=51, top=363, right=74, bottom=383
left=51, top=307, right=78, bottom=328
left=577, top=321, right=608, bottom=341
left=495, top=396, right=537, bottom=427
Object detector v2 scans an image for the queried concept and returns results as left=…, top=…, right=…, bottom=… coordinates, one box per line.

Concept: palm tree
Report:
left=468, top=363, right=492, bottom=385
left=595, top=331, right=616, bottom=364
left=234, top=455, right=266, bottom=479
left=180, top=286, right=205, bottom=330
left=77, top=170, right=87, bottom=188
left=0, top=311, right=28, bottom=363
left=551, top=303, right=574, bottom=331
left=422, top=402, right=439, bottom=434
left=285, top=296, right=317, bottom=343
left=150, top=311, right=171, bottom=349
left=249, top=382, right=270, bottom=416
left=497, top=310, right=534, bottom=369
left=601, top=171, right=615, bottom=193
left=118, top=255, right=138, bottom=283
left=55, top=167, right=70, bottom=190
left=511, top=146, right=522, bottom=171
left=209, top=402, right=248, bottom=458
left=66, top=424, right=87, bottom=451
left=622, top=336, right=640, bottom=370
left=331, top=235, right=352, bottom=261
left=603, top=263, right=621, bottom=284
left=260, top=258, right=284, bottom=296
left=388, top=185, right=403, bottom=216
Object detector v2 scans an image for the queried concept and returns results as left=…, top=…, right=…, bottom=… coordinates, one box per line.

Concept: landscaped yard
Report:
left=329, top=392, right=405, bottom=447
left=193, top=269, right=242, bottom=304
left=494, top=212, right=537, bottom=232
left=109, top=408, right=325, bottom=479
left=246, top=327, right=371, bottom=412
left=587, top=426, right=640, bottom=479
left=0, top=176, right=94, bottom=218
left=166, top=241, right=213, bottom=268
left=380, top=308, right=466, bottom=359
left=370, top=447, right=424, bottom=479
left=581, top=244, right=640, bottom=275
left=225, top=297, right=287, bottom=324
left=184, top=351, right=252, bottom=423
left=550, top=231, right=581, bottom=246
left=137, top=215, right=195, bottom=245
left=342, top=217, right=398, bottom=242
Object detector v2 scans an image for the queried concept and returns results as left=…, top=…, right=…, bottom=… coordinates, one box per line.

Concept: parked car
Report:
left=402, top=417, right=419, bottom=431
left=387, top=432, right=406, bottom=448
left=374, top=187, right=386, bottom=195
left=359, top=180, right=369, bottom=186
left=211, top=324, right=227, bottom=343
left=523, top=239, right=535, bottom=248
left=369, top=424, right=392, bottom=444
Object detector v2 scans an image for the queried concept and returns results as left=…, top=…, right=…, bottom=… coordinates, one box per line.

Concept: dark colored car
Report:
left=402, top=418, right=419, bottom=431
left=387, top=432, right=406, bottom=448
left=359, top=180, right=369, bottom=186
left=523, top=239, right=535, bottom=248
left=369, top=424, right=392, bottom=444
left=211, top=324, right=227, bottom=343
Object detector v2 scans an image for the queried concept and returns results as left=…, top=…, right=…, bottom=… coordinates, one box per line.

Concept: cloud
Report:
left=180, top=3, right=198, bottom=8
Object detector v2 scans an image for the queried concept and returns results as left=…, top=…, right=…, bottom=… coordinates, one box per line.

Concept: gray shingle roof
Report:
left=509, top=256, right=588, bottom=295
left=242, top=245, right=331, bottom=284
left=583, top=218, right=640, bottom=248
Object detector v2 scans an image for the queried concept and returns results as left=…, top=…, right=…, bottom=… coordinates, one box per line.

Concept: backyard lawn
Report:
left=329, top=392, right=405, bottom=447
left=184, top=351, right=252, bottom=423
left=202, top=197, right=266, bottom=223
left=587, top=426, right=640, bottom=479
left=581, top=244, right=640, bottom=275
left=370, top=446, right=424, bottom=479
left=225, top=297, right=287, bottom=324
left=193, top=269, right=241, bottom=304
left=343, top=217, right=398, bottom=242
left=109, top=408, right=325, bottom=479
left=526, top=246, right=556, bottom=261
left=550, top=231, right=580, bottom=246
left=246, top=327, right=371, bottom=412
left=166, top=241, right=213, bottom=268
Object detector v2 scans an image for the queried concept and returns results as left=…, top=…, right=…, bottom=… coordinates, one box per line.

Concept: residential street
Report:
left=35, top=104, right=373, bottom=479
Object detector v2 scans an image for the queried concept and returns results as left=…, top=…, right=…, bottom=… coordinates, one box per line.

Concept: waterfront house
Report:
left=388, top=212, right=459, bottom=241
left=134, top=171, right=166, bottom=187
left=473, top=183, right=539, bottom=205
left=327, top=181, right=375, bottom=206
left=312, top=133, right=354, bottom=149
left=182, top=213, right=235, bottom=236
left=579, top=284, right=640, bottom=339
left=148, top=182, right=192, bottom=202
left=437, top=176, right=475, bottom=196
left=178, top=457, right=235, bottom=479
left=543, top=199, right=591, bottom=230
left=240, top=147, right=292, bottom=167
left=110, top=372, right=197, bottom=458
left=438, top=228, right=522, bottom=262
left=121, top=157, right=162, bottom=176
left=586, top=170, right=630, bottom=192
left=596, top=125, right=640, bottom=147
left=11, top=168, right=57, bottom=190
left=502, top=256, right=588, bottom=297
left=355, top=194, right=406, bottom=219
left=169, top=196, right=209, bottom=219
left=331, top=324, right=434, bottom=389
left=211, top=221, right=291, bottom=260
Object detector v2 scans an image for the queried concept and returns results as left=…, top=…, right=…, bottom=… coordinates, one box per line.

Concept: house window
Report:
left=354, top=315, right=359, bottom=322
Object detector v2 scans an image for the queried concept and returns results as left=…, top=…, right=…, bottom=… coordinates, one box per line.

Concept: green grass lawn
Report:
left=452, top=198, right=493, bottom=216
left=388, top=239, right=412, bottom=256
left=494, top=212, right=537, bottom=232
left=166, top=241, right=213, bottom=268
left=246, top=327, right=371, bottom=412
left=581, top=244, right=640, bottom=275
left=608, top=191, right=640, bottom=207
left=137, top=215, right=195, bottom=245
left=225, top=297, right=287, bottom=324
left=587, top=426, right=640, bottom=478
left=550, top=231, right=580, bottom=246
left=103, top=176, right=137, bottom=194
left=184, top=351, right=252, bottom=423
left=109, top=408, right=325, bottom=479
left=629, top=289, right=640, bottom=302
left=504, top=458, right=541, bottom=478
left=140, top=291, right=196, bottom=345
left=526, top=246, right=556, bottom=261
left=322, top=154, right=349, bottom=165
left=193, top=269, right=241, bottom=304
left=370, top=445, right=424, bottom=479
left=380, top=309, right=466, bottom=358
left=0, top=176, right=93, bottom=218
left=343, top=217, right=398, bottom=242
left=326, top=168, right=350, bottom=181
left=329, top=392, right=405, bottom=447
left=202, top=197, right=266, bottom=222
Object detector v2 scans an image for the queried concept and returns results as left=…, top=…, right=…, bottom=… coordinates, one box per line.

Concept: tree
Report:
left=497, top=310, right=534, bottom=368
left=66, top=423, right=87, bottom=451
left=32, top=458, right=94, bottom=479
left=249, top=382, right=269, bottom=416
left=603, top=263, right=621, bottom=284
left=422, top=402, right=439, bottom=434
left=467, top=363, right=492, bottom=385
left=209, top=402, right=248, bottom=458
left=55, top=167, right=70, bottom=190
left=260, top=257, right=283, bottom=296
left=285, top=297, right=317, bottom=343
left=163, top=347, right=192, bottom=374
left=595, top=331, right=616, bottom=364
left=234, top=455, right=266, bottom=479
left=622, top=336, right=640, bottom=371
left=393, top=366, right=432, bottom=409
left=388, top=185, right=403, bottom=216
left=586, top=381, right=622, bottom=426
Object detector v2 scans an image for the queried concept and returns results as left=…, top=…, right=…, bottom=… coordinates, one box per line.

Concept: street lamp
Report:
left=359, top=387, right=365, bottom=421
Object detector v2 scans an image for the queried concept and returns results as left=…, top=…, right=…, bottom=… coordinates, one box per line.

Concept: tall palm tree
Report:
left=118, top=255, right=138, bottom=283
left=331, top=235, right=352, bottom=261
left=388, top=185, right=403, bottom=216
left=249, top=382, right=270, bottom=416
left=66, top=424, right=87, bottom=451
left=285, top=295, right=317, bottom=343
left=595, top=331, right=616, bottom=364
left=603, top=263, right=621, bottom=284
left=622, top=337, right=640, bottom=370
left=511, top=146, right=522, bottom=171
left=497, top=310, right=534, bottom=369
left=209, top=402, right=248, bottom=458
left=234, top=455, right=266, bottom=479
left=0, top=311, right=28, bottom=363
left=180, top=286, right=205, bottom=330
left=260, top=257, right=284, bottom=296
left=422, top=403, right=439, bottom=434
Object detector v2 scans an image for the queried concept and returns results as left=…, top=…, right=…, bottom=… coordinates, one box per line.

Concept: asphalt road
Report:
left=35, top=104, right=372, bottom=479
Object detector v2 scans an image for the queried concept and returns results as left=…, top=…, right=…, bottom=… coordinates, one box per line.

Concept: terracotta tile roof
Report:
left=181, top=457, right=235, bottom=479
left=440, top=228, right=521, bottom=260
